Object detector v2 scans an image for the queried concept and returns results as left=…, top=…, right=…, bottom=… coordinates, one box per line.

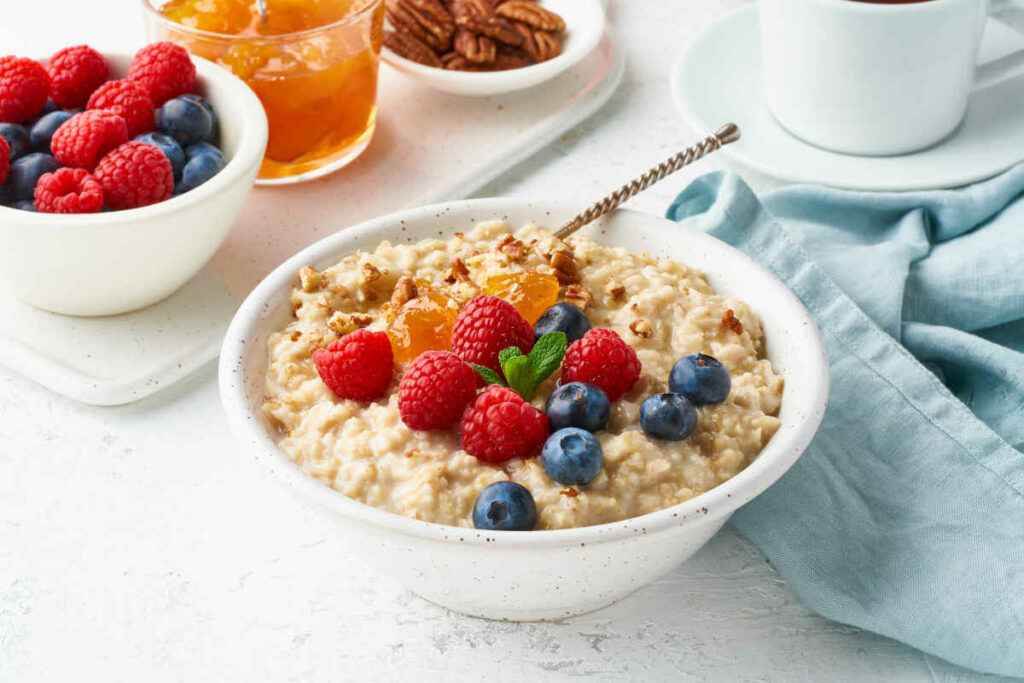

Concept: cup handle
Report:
left=976, top=0, right=1024, bottom=89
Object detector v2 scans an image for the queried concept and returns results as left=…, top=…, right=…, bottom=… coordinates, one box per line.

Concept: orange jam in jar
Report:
left=484, top=271, right=559, bottom=325
left=386, top=283, right=459, bottom=363
left=146, top=0, right=385, bottom=184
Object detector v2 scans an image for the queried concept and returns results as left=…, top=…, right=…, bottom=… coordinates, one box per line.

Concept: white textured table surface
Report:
left=0, top=2, right=1013, bottom=682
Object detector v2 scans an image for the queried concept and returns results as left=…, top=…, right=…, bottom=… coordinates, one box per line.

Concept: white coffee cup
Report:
left=760, top=0, right=1024, bottom=156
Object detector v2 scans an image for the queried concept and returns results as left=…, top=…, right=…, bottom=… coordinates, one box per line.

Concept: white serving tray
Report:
left=0, top=31, right=624, bottom=406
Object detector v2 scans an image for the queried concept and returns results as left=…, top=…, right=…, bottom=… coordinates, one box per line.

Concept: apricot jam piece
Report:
left=484, top=271, right=559, bottom=325
left=158, top=0, right=361, bottom=37
left=386, top=284, right=458, bottom=363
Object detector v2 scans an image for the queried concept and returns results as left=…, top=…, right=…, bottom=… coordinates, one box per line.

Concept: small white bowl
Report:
left=219, top=198, right=829, bottom=621
left=0, top=52, right=268, bottom=317
left=382, top=0, right=605, bottom=97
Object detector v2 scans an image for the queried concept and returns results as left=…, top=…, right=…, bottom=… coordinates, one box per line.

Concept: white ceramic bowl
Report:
left=0, top=52, right=268, bottom=317
left=382, top=0, right=605, bottom=96
left=219, top=198, right=829, bottom=621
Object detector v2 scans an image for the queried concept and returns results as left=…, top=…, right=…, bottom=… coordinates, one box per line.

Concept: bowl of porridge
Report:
left=219, top=198, right=828, bottom=621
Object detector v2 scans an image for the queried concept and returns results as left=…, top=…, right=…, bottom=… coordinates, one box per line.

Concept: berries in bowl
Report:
left=0, top=43, right=267, bottom=316
left=220, top=199, right=829, bottom=621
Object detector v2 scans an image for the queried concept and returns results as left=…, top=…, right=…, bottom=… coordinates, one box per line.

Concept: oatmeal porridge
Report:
left=263, top=221, right=784, bottom=530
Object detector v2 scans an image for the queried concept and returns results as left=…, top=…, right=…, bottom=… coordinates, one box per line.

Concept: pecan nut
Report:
left=493, top=47, right=532, bottom=70
left=496, top=0, right=565, bottom=32
left=513, top=22, right=561, bottom=62
left=386, top=0, right=455, bottom=52
left=549, top=249, right=579, bottom=285
left=460, top=15, right=523, bottom=46
left=384, top=30, right=443, bottom=67
left=454, top=29, right=497, bottom=64
left=450, top=0, right=492, bottom=26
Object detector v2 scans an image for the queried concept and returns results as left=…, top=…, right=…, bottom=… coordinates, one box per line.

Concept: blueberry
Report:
left=472, top=481, right=537, bottom=531
left=8, top=153, right=59, bottom=201
left=176, top=152, right=225, bottom=194
left=41, top=99, right=59, bottom=115
left=669, top=353, right=731, bottom=405
left=640, top=393, right=697, bottom=441
left=12, top=199, right=35, bottom=211
left=29, top=111, right=73, bottom=153
left=541, top=427, right=603, bottom=486
left=135, top=132, right=186, bottom=178
left=534, top=303, right=591, bottom=344
left=180, top=94, right=218, bottom=144
left=0, top=123, right=31, bottom=159
left=545, top=382, right=610, bottom=432
left=156, top=96, right=213, bottom=146
left=184, top=141, right=224, bottom=164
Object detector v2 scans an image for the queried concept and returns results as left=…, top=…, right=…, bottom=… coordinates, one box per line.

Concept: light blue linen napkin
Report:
left=666, top=169, right=1024, bottom=678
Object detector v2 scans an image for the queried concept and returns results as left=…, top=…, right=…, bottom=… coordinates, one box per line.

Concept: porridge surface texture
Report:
left=263, top=221, right=784, bottom=530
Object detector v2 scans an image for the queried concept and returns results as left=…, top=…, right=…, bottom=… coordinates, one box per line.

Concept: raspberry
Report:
left=51, top=110, right=129, bottom=170
left=34, top=167, right=103, bottom=214
left=0, top=136, right=8, bottom=185
left=399, top=351, right=479, bottom=431
left=561, top=329, right=642, bottom=402
left=93, top=141, right=173, bottom=210
left=450, top=295, right=535, bottom=371
left=460, top=386, right=549, bottom=464
left=47, top=45, right=108, bottom=109
left=0, top=56, right=50, bottom=123
left=312, top=329, right=394, bottom=402
left=87, top=79, right=154, bottom=138
left=127, top=42, right=197, bottom=106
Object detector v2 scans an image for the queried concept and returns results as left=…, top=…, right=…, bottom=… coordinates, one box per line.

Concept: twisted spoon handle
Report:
left=554, top=123, right=740, bottom=240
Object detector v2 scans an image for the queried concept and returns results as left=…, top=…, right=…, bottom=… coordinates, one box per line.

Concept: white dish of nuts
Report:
left=382, top=0, right=606, bottom=96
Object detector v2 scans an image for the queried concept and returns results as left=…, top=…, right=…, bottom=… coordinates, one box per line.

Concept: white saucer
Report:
left=672, top=5, right=1024, bottom=191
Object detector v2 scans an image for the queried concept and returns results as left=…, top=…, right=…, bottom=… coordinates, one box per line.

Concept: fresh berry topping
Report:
left=87, top=79, right=154, bottom=137
left=34, top=167, right=103, bottom=214
left=0, top=122, right=30, bottom=159
left=541, top=427, right=604, bottom=486
left=46, top=46, right=108, bottom=109
left=398, top=351, right=479, bottom=431
left=561, top=328, right=641, bottom=402
left=0, top=56, right=50, bottom=123
left=51, top=110, right=129, bottom=170
left=127, top=42, right=196, bottom=106
left=545, top=382, right=610, bottom=432
left=460, top=385, right=549, bottom=464
left=135, top=131, right=185, bottom=178
left=669, top=353, right=731, bottom=406
left=312, top=329, right=394, bottom=402
left=0, top=136, right=8, bottom=185
left=177, top=142, right=224, bottom=193
left=12, top=199, right=35, bottom=211
left=640, top=393, right=698, bottom=441
left=534, top=302, right=591, bottom=344
left=451, top=295, right=535, bottom=371
left=180, top=93, right=218, bottom=143
left=93, top=141, right=174, bottom=210
left=472, top=481, right=537, bottom=531
left=29, top=111, right=73, bottom=153
left=156, top=95, right=213, bottom=146
left=8, top=152, right=59, bottom=201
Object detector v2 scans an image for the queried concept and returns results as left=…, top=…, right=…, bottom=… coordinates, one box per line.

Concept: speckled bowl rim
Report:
left=219, top=198, right=829, bottom=548
left=0, top=52, right=268, bottom=228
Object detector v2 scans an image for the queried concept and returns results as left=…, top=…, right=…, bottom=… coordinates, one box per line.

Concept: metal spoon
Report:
left=257, top=0, right=268, bottom=22
left=555, top=123, right=740, bottom=240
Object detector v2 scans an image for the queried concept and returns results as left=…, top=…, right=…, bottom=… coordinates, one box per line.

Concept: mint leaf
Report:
left=527, top=332, right=567, bottom=386
left=502, top=355, right=534, bottom=398
left=471, top=364, right=505, bottom=386
left=498, top=346, right=523, bottom=368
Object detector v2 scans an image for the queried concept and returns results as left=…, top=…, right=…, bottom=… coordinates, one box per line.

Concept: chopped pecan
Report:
left=629, top=318, right=653, bottom=339
left=327, top=311, right=374, bottom=336
left=722, top=308, right=744, bottom=335
left=513, top=22, right=560, bottom=62
left=606, top=281, right=626, bottom=302
left=386, top=0, right=455, bottom=51
left=444, top=257, right=471, bottom=284
left=498, top=234, right=526, bottom=261
left=563, top=283, right=592, bottom=310
left=298, top=265, right=322, bottom=293
left=384, top=30, right=442, bottom=67
left=560, top=487, right=579, bottom=498
left=549, top=249, right=579, bottom=285
left=361, top=261, right=384, bottom=284
left=290, top=330, right=302, bottom=342
left=454, top=29, right=497, bottom=63
left=497, top=1, right=565, bottom=32
left=390, top=276, right=419, bottom=309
